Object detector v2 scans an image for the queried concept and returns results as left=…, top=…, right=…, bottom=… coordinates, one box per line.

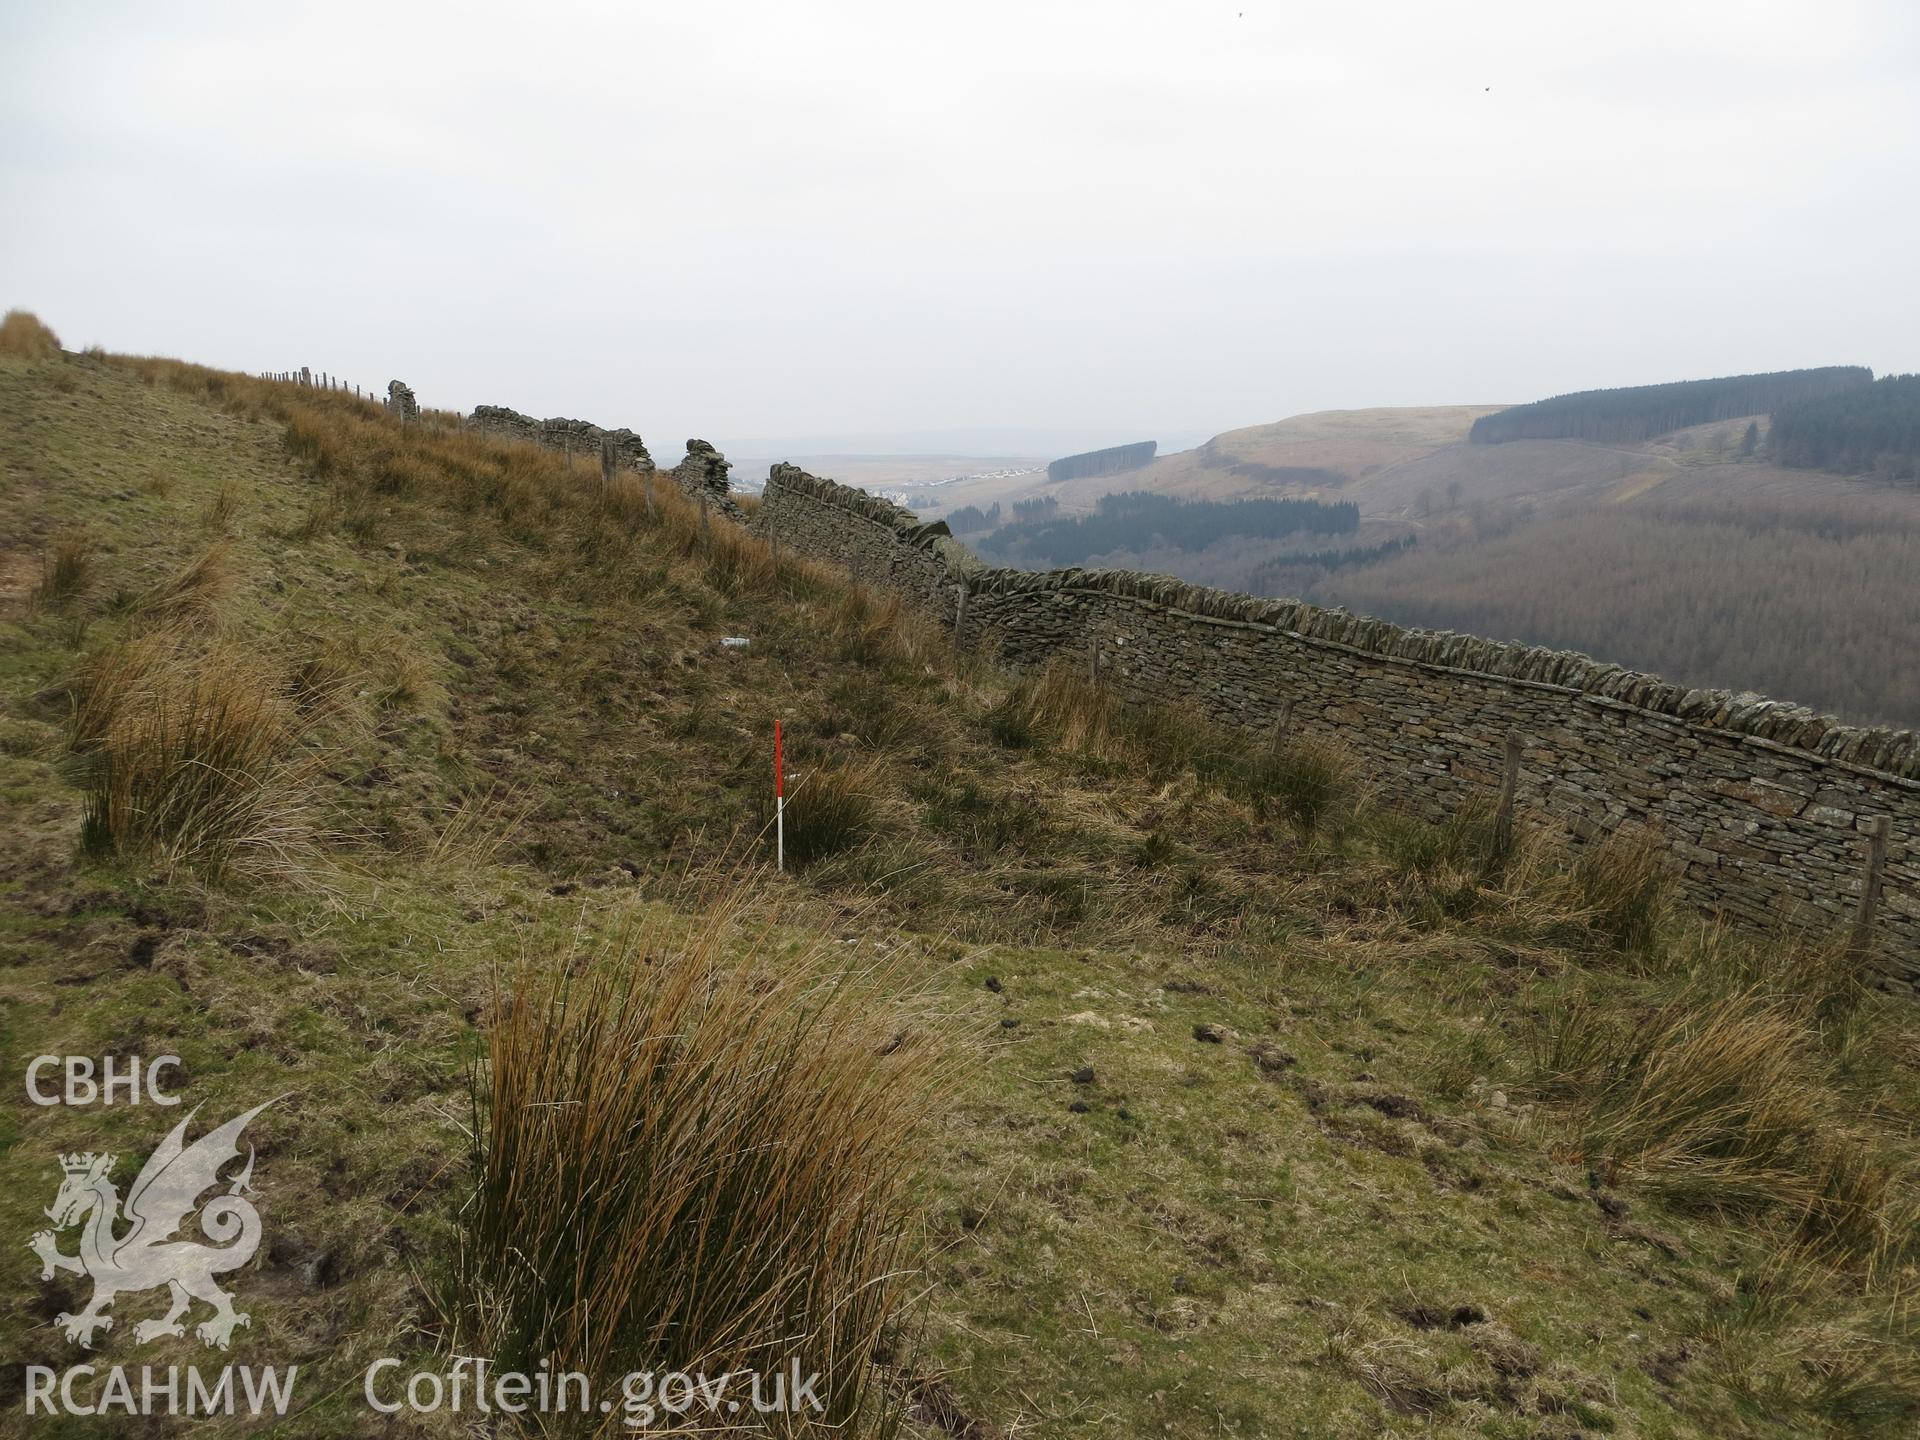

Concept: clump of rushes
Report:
left=986, top=663, right=1117, bottom=755
left=31, top=529, right=95, bottom=610
left=1532, top=983, right=1905, bottom=1262
left=778, top=758, right=883, bottom=868
left=1220, top=736, right=1357, bottom=838
left=66, top=640, right=316, bottom=880
left=448, top=903, right=948, bottom=1434
left=198, top=479, right=241, bottom=534
left=111, top=542, right=231, bottom=630
left=1571, top=830, right=1673, bottom=957
left=989, top=664, right=1359, bottom=837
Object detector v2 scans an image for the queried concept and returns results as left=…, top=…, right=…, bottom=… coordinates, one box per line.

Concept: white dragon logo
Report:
left=27, top=1100, right=275, bottom=1350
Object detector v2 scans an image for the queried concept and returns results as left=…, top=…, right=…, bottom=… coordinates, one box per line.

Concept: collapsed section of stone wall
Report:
left=754, top=462, right=1919, bottom=985
left=672, top=440, right=746, bottom=522
left=387, top=380, right=419, bottom=421
left=465, top=406, right=750, bottom=521
left=467, top=404, right=655, bottom=473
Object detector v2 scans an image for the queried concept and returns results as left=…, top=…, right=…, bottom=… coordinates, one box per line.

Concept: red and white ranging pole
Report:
left=773, top=719, right=785, bottom=872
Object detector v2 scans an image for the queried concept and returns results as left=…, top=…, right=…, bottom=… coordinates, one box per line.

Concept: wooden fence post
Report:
left=1089, top=629, right=1101, bottom=684
left=1268, top=699, right=1295, bottom=754
left=600, top=437, right=617, bottom=487
left=1850, top=815, right=1891, bottom=955
left=953, top=582, right=970, bottom=645
left=699, top=497, right=711, bottom=548
left=1493, top=729, right=1523, bottom=857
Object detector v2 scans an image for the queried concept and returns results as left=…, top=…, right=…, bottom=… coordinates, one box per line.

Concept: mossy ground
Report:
left=1, top=349, right=1915, bottom=1438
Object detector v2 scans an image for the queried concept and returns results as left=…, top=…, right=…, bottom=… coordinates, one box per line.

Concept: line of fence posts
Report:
left=263, top=367, right=372, bottom=401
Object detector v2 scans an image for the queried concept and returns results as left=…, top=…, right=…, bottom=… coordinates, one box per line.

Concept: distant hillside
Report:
left=1137, top=405, right=1502, bottom=496
left=1469, top=367, right=1871, bottom=445
left=898, top=394, right=1920, bottom=727
left=1771, top=372, right=1920, bottom=480
left=978, top=490, right=1357, bottom=567
left=910, top=405, right=1502, bottom=520
left=1046, top=440, right=1156, bottom=483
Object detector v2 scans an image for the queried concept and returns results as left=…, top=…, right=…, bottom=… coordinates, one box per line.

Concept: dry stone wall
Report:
left=467, top=404, right=656, bottom=474
left=466, top=406, right=747, bottom=520
left=755, top=464, right=1919, bottom=986
left=671, top=439, right=746, bottom=522
left=386, top=380, right=419, bottom=421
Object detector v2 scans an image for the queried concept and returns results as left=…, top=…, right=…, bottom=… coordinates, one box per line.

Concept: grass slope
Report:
left=1, top=343, right=1917, bottom=1438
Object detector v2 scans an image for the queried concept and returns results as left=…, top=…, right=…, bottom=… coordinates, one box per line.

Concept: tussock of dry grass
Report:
left=1693, top=1261, right=1920, bottom=1431
left=64, top=638, right=318, bottom=880
left=1533, top=982, right=1906, bottom=1262
left=987, top=662, right=1116, bottom=754
left=420, top=782, right=533, bottom=872
left=1216, top=733, right=1359, bottom=837
left=445, top=901, right=948, bottom=1432
left=282, top=625, right=438, bottom=718
left=113, top=541, right=231, bottom=629
left=778, top=758, right=884, bottom=868
left=30, top=529, right=94, bottom=611
left=1571, top=829, right=1673, bottom=957
left=198, top=477, right=241, bottom=534
left=0, top=308, right=61, bottom=359
left=987, top=662, right=1360, bottom=837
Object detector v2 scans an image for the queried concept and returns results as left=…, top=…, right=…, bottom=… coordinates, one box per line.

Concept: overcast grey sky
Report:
left=4, top=1, right=1917, bottom=453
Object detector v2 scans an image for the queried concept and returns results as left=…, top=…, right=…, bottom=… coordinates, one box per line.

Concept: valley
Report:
left=898, top=394, right=1920, bottom=728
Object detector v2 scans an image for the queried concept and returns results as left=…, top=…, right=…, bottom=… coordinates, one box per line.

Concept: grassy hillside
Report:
left=3, top=332, right=1918, bottom=1438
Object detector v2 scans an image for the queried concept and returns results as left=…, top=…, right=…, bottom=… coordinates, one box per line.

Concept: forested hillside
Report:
left=978, top=490, right=1357, bottom=566
left=1469, top=367, right=1871, bottom=445
left=1045, top=439, right=1156, bottom=482
left=1316, top=500, right=1920, bottom=727
left=1771, top=373, right=1920, bottom=479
